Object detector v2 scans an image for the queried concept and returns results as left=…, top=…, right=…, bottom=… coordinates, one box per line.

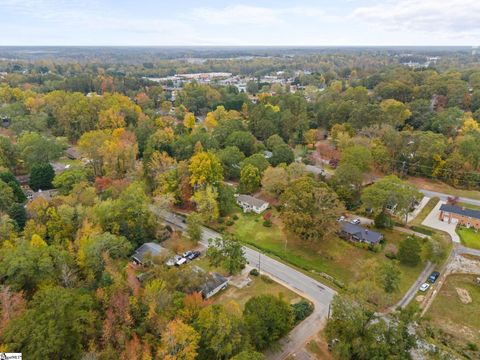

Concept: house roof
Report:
left=440, top=204, right=480, bottom=220
left=132, top=242, right=166, bottom=264
left=237, top=194, right=268, bottom=208
left=340, top=221, right=383, bottom=244
left=202, top=272, right=228, bottom=295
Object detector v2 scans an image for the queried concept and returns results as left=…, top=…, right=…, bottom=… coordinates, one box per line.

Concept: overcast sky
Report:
left=0, top=0, right=479, bottom=46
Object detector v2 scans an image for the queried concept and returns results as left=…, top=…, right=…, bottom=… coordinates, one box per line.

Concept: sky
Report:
left=0, top=0, right=479, bottom=46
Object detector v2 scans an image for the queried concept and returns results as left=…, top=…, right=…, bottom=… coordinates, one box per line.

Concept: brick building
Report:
left=439, top=204, right=480, bottom=229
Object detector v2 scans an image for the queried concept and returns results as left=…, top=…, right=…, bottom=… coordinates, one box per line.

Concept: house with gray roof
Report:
left=236, top=194, right=269, bottom=214
left=339, top=221, right=383, bottom=245
left=439, top=204, right=480, bottom=229
left=132, top=242, right=166, bottom=265
left=201, top=272, right=229, bottom=299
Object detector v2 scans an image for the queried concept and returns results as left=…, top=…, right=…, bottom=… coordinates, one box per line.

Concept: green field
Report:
left=229, top=211, right=427, bottom=305
left=427, top=274, right=480, bottom=355
left=457, top=227, right=480, bottom=250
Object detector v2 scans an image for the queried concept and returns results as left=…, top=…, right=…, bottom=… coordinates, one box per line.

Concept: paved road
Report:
left=419, top=189, right=480, bottom=207
left=395, top=261, right=434, bottom=309
left=159, top=210, right=336, bottom=360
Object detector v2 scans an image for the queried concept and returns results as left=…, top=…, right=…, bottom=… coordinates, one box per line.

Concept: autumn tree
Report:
left=280, top=177, right=344, bottom=242
left=207, top=235, right=246, bottom=275
left=158, top=319, right=200, bottom=360
left=192, top=186, right=220, bottom=222
left=239, top=164, right=261, bottom=194
left=189, top=151, right=223, bottom=188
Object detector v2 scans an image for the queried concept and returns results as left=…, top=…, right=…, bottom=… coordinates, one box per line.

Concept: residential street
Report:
left=158, top=210, right=336, bottom=360
left=419, top=189, right=480, bottom=207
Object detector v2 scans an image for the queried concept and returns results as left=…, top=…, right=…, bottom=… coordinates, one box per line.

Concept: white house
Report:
left=236, top=194, right=269, bottom=214
left=202, top=272, right=229, bottom=299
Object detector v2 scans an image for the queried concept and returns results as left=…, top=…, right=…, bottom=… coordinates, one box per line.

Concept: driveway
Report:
left=421, top=201, right=460, bottom=243
left=407, top=196, right=430, bottom=224
left=157, top=210, right=336, bottom=360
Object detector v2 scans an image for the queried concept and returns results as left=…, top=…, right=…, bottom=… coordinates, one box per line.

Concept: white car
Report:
left=419, top=283, right=430, bottom=292
left=166, top=255, right=182, bottom=267
left=337, top=216, right=346, bottom=222
left=175, top=257, right=187, bottom=266
left=350, top=218, right=361, bottom=225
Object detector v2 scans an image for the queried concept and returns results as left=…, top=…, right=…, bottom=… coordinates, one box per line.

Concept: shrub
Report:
left=374, top=211, right=394, bottom=229
left=249, top=268, right=259, bottom=276
left=385, top=251, right=397, bottom=260
left=291, top=300, right=314, bottom=323
left=226, top=219, right=234, bottom=226
left=232, top=214, right=239, bottom=220
left=263, top=219, right=272, bottom=227
left=218, top=217, right=224, bottom=224
left=398, top=236, right=422, bottom=266
left=260, top=274, right=273, bottom=283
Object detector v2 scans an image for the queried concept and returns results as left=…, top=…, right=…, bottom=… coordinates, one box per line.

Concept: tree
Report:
left=280, top=177, right=344, bottom=242
left=186, top=213, right=202, bottom=244
left=195, top=303, right=245, bottom=360
left=380, top=99, right=411, bottom=128
left=29, top=163, right=55, bottom=191
left=192, top=186, right=220, bottom=222
left=225, top=131, right=255, bottom=156
left=239, top=164, right=261, bottom=194
left=231, top=350, right=265, bottom=360
left=0, top=179, right=15, bottom=212
left=240, top=153, right=270, bottom=174
left=217, top=184, right=236, bottom=217
left=216, top=146, right=245, bottom=179
left=325, top=294, right=416, bottom=360
left=398, top=236, right=422, bottom=267
left=0, top=172, right=26, bottom=203
left=3, top=286, right=95, bottom=360
left=17, top=131, right=64, bottom=169
left=270, top=144, right=294, bottom=166
left=52, top=168, right=88, bottom=195
left=189, top=151, right=223, bottom=188
left=361, top=175, right=422, bottom=222
left=184, top=112, right=196, bottom=131
left=244, top=295, right=293, bottom=350
left=261, top=166, right=288, bottom=198
left=377, top=262, right=401, bottom=293
left=158, top=319, right=200, bottom=360
left=207, top=235, right=246, bottom=275
left=340, top=145, right=372, bottom=173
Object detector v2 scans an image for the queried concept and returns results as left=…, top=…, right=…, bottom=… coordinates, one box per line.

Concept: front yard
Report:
left=228, top=211, right=427, bottom=306
left=457, top=227, right=480, bottom=250
left=427, top=274, right=480, bottom=355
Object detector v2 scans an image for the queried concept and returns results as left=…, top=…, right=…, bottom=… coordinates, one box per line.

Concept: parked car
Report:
left=187, top=250, right=201, bottom=260
left=350, top=218, right=361, bottom=225
left=428, top=271, right=440, bottom=283
left=166, top=255, right=182, bottom=267
left=175, top=257, right=187, bottom=266
left=182, top=251, right=193, bottom=258
left=337, top=216, right=346, bottom=222
left=419, top=283, right=430, bottom=292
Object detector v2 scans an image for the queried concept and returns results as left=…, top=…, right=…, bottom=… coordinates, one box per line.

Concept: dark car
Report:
left=428, top=271, right=440, bottom=283
left=187, top=250, right=201, bottom=260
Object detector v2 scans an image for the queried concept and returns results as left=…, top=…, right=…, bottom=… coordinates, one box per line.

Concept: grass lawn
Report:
left=410, top=197, right=440, bottom=227
left=407, top=177, right=480, bottom=201
left=427, top=274, right=480, bottom=349
left=457, top=227, right=480, bottom=250
left=213, top=275, right=302, bottom=309
left=229, top=211, right=427, bottom=305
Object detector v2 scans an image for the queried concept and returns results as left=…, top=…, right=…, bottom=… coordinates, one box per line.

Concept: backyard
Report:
left=228, top=210, right=427, bottom=305
left=457, top=227, right=480, bottom=250
left=427, top=274, right=480, bottom=353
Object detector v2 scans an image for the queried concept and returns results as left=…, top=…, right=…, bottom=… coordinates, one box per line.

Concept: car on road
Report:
left=350, top=218, right=361, bottom=225
left=428, top=271, right=440, bottom=283
left=182, top=251, right=193, bottom=258
left=187, top=250, right=201, bottom=260
left=419, top=283, right=430, bottom=292
left=337, top=216, right=346, bottom=222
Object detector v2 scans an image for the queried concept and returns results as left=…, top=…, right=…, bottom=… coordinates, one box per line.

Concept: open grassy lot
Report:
left=427, top=274, right=480, bottom=351
left=214, top=275, right=302, bottom=309
left=457, top=227, right=480, bottom=250
left=229, top=211, right=427, bottom=305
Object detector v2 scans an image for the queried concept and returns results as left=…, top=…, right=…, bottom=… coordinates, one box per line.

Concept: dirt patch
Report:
left=456, top=287, right=472, bottom=304
left=416, top=295, right=425, bottom=302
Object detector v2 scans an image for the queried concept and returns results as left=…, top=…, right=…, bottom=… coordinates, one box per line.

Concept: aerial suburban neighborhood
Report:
left=1, top=1, right=480, bottom=360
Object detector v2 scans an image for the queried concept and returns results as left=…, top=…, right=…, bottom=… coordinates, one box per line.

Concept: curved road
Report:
left=159, top=211, right=336, bottom=360
left=419, top=189, right=480, bottom=207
